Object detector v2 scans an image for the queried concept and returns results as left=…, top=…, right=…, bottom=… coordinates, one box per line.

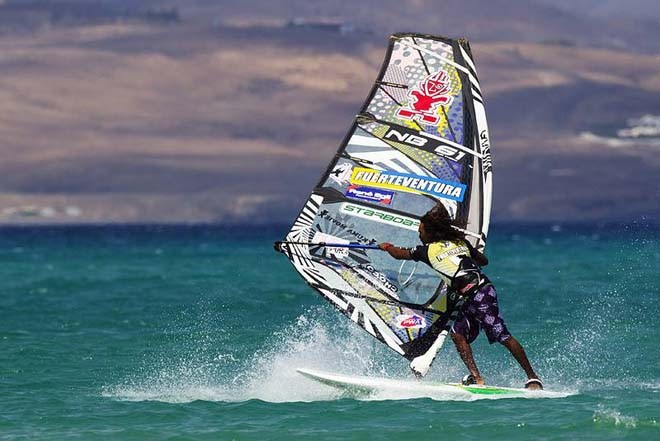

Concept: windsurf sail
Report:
left=275, top=33, right=492, bottom=377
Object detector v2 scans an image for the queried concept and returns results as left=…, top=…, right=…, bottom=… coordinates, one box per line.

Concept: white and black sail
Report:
left=275, top=33, right=493, bottom=376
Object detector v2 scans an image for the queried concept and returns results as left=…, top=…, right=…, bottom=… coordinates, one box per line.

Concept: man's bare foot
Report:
left=525, top=378, right=543, bottom=390
left=462, top=374, right=485, bottom=386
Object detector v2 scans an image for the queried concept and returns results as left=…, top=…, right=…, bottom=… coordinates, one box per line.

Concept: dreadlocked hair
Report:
left=421, top=203, right=489, bottom=266
left=420, top=203, right=467, bottom=243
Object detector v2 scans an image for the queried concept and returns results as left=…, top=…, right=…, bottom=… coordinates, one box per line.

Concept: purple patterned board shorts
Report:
left=451, top=285, right=511, bottom=344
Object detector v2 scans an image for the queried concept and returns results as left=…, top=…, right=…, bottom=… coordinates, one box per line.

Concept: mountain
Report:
left=533, top=0, right=660, bottom=23
left=177, top=0, right=660, bottom=53
left=3, top=0, right=660, bottom=52
left=0, top=2, right=659, bottom=223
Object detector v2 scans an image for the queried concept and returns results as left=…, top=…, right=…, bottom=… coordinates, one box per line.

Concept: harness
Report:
left=424, top=240, right=490, bottom=297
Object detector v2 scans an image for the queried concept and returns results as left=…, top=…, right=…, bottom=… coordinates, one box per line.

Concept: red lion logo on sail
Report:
left=396, top=70, right=454, bottom=124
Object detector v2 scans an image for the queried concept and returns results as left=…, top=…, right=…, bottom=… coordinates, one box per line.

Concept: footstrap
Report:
left=525, top=378, right=544, bottom=389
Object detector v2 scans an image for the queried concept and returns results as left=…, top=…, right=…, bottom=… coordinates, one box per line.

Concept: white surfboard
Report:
left=297, top=368, right=571, bottom=400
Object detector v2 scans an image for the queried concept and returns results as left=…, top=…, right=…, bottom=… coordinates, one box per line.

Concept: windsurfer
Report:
left=379, top=203, right=543, bottom=390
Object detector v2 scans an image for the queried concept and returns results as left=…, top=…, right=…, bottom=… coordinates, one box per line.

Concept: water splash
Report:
left=593, top=405, right=638, bottom=429
left=105, top=305, right=398, bottom=403
left=103, top=299, right=235, bottom=403
left=105, top=301, right=580, bottom=403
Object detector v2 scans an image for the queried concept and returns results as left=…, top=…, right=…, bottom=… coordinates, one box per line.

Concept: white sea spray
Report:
left=593, top=404, right=638, bottom=429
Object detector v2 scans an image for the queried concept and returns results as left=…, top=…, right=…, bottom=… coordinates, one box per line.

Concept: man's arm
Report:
left=379, top=242, right=413, bottom=260
left=464, top=241, right=488, bottom=266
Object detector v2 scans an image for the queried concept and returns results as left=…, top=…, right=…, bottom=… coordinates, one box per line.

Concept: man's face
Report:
left=418, top=223, right=428, bottom=243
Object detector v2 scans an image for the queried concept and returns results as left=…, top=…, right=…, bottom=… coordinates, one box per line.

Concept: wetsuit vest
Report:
left=410, top=240, right=490, bottom=295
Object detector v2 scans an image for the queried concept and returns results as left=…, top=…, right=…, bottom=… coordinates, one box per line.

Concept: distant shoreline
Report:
left=0, top=221, right=657, bottom=232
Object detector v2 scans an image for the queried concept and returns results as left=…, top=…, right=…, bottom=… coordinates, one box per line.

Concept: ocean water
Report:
left=1, top=224, right=658, bottom=440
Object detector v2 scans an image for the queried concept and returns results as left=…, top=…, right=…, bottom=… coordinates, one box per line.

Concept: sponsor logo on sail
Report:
left=339, top=203, right=420, bottom=231
left=383, top=127, right=467, bottom=162
left=383, top=129, right=428, bottom=147
left=345, top=185, right=394, bottom=205
left=396, top=314, right=426, bottom=329
left=349, top=167, right=466, bottom=202
left=396, top=70, right=454, bottom=124
left=318, top=210, right=377, bottom=245
left=312, top=231, right=349, bottom=259
left=357, top=264, right=398, bottom=293
left=329, top=163, right=353, bottom=185
left=480, top=130, right=492, bottom=174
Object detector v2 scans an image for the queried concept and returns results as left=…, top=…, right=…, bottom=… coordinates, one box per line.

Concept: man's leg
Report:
left=501, top=336, right=542, bottom=390
left=451, top=332, right=484, bottom=385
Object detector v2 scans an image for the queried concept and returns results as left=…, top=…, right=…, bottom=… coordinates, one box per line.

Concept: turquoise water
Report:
left=1, top=224, right=659, bottom=440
